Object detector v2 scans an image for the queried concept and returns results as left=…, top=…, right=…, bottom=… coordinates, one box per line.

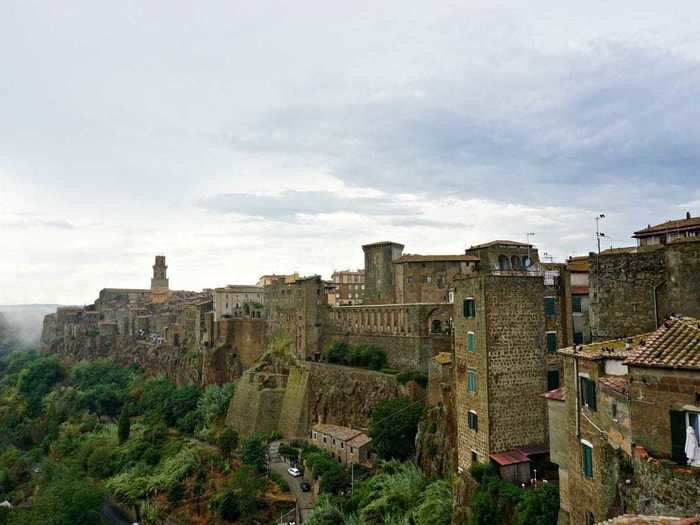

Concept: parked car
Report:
left=287, top=467, right=301, bottom=477
left=300, top=482, right=311, bottom=492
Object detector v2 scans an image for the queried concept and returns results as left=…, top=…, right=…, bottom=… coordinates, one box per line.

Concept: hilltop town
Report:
left=27, top=212, right=700, bottom=523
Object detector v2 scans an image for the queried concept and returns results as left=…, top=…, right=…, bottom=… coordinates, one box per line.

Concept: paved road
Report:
left=269, top=441, right=315, bottom=523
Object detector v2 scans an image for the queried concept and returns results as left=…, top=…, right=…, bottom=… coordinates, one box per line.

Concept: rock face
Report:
left=227, top=351, right=411, bottom=438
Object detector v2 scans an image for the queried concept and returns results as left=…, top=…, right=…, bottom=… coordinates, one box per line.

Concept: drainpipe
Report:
left=574, top=355, right=581, bottom=439
left=652, top=280, right=665, bottom=328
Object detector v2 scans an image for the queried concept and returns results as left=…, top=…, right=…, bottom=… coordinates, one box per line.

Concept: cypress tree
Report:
left=118, top=403, right=131, bottom=444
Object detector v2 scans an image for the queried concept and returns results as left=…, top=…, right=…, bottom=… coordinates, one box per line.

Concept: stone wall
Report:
left=394, top=259, right=476, bottom=304
left=363, top=242, right=404, bottom=304
left=322, top=303, right=452, bottom=371
left=665, top=238, right=700, bottom=319
left=588, top=247, right=667, bottom=341
left=628, top=366, right=700, bottom=460
left=227, top=352, right=409, bottom=438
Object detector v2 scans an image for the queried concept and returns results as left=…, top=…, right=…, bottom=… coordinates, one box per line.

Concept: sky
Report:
left=1, top=0, right=699, bottom=305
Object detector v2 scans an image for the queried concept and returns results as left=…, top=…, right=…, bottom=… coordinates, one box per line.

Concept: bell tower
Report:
left=151, top=255, right=169, bottom=293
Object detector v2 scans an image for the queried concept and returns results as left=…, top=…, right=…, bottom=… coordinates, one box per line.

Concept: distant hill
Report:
left=0, top=304, right=60, bottom=351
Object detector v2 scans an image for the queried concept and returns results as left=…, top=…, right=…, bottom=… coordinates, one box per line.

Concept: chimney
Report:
left=687, top=211, right=691, bottom=219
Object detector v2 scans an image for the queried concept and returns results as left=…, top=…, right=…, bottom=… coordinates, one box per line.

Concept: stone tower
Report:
left=151, top=255, right=169, bottom=292
left=362, top=241, right=404, bottom=304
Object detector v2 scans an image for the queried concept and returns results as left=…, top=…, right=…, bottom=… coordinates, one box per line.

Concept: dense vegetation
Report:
left=369, top=396, right=425, bottom=461
left=0, top=351, right=289, bottom=524
left=325, top=341, right=388, bottom=371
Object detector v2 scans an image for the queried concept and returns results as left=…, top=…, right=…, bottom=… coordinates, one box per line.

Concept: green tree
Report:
left=241, top=434, right=267, bottom=472
left=305, top=496, right=345, bottom=525
left=218, top=427, right=239, bottom=458
left=197, top=383, right=235, bottom=427
left=413, top=479, right=452, bottom=525
left=231, top=465, right=265, bottom=523
left=326, top=342, right=349, bottom=364
left=24, top=477, right=104, bottom=525
left=210, top=489, right=240, bottom=521
left=368, top=397, right=425, bottom=461
left=17, top=356, right=65, bottom=413
left=515, top=483, right=559, bottom=525
left=118, top=403, right=131, bottom=444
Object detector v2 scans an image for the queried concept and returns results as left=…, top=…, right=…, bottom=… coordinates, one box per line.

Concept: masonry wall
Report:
left=484, top=274, right=548, bottom=453
left=628, top=366, right=700, bottom=460
left=394, top=260, right=476, bottom=304
left=588, top=248, right=667, bottom=341
left=363, top=243, right=403, bottom=304
left=665, top=238, right=700, bottom=319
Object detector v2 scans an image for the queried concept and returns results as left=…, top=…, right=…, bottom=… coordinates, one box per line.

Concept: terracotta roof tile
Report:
left=567, top=256, right=590, bottom=272
left=598, top=376, right=630, bottom=396
left=468, top=240, right=531, bottom=249
left=633, top=216, right=700, bottom=236
left=489, top=449, right=529, bottom=466
left=558, top=333, right=650, bottom=361
left=600, top=515, right=700, bottom=524
left=542, top=387, right=565, bottom=402
left=312, top=423, right=367, bottom=442
left=624, top=317, right=700, bottom=370
left=433, top=352, right=453, bottom=365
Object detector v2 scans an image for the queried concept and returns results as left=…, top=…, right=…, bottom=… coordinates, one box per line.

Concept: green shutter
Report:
left=581, top=443, right=593, bottom=477
left=670, top=410, right=687, bottom=464
left=467, top=370, right=477, bottom=393
left=573, top=296, right=582, bottom=313
left=547, top=370, right=560, bottom=390
left=544, top=297, right=556, bottom=316
left=574, top=332, right=584, bottom=344
left=463, top=299, right=469, bottom=318
left=547, top=332, right=557, bottom=354
left=464, top=298, right=475, bottom=318
left=580, top=377, right=597, bottom=411
left=467, top=332, right=475, bottom=353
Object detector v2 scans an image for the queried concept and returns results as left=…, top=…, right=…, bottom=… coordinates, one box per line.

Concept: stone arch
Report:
left=498, top=255, right=511, bottom=270
left=511, top=255, right=522, bottom=269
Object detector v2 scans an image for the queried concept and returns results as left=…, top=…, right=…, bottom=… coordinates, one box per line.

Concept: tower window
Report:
left=463, top=298, right=476, bottom=318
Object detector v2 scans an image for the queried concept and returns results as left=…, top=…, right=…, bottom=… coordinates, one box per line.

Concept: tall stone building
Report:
left=568, top=255, right=591, bottom=344
left=362, top=242, right=404, bottom=304
left=393, top=255, right=478, bottom=304
left=151, top=255, right=170, bottom=304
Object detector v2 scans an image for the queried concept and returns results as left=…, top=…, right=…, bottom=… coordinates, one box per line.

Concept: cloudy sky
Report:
left=2, top=1, right=699, bottom=305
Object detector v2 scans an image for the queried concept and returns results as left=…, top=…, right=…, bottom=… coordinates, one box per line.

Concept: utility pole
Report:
left=595, top=214, right=606, bottom=274
left=351, top=462, right=354, bottom=495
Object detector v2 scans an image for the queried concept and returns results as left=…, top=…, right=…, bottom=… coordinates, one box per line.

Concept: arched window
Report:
left=498, top=255, right=510, bottom=270
left=523, top=256, right=532, bottom=268
left=431, top=319, right=442, bottom=333
left=511, top=255, right=522, bottom=269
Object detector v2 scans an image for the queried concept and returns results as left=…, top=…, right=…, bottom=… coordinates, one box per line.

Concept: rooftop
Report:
left=633, top=214, right=700, bottom=237
left=567, top=256, right=590, bottom=272
left=542, top=386, right=565, bottom=402
left=312, top=423, right=368, bottom=443
left=433, top=352, right=453, bottom=365
left=467, top=240, right=532, bottom=249
left=362, top=241, right=405, bottom=248
left=624, top=317, right=700, bottom=371
left=215, top=285, right=264, bottom=292
left=394, top=254, right=479, bottom=263
left=558, top=333, right=650, bottom=361
left=598, top=376, right=630, bottom=396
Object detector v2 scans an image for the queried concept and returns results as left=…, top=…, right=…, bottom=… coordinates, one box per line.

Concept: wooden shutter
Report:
left=581, top=443, right=593, bottom=477
left=547, top=332, right=557, bottom=354
left=467, top=332, right=475, bottom=353
left=670, top=410, right=687, bottom=464
left=544, top=297, right=556, bottom=316
left=463, top=299, right=469, bottom=318
left=547, top=370, right=560, bottom=390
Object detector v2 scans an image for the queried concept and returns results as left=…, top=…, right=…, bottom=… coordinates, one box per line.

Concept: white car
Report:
left=287, top=467, right=301, bottom=477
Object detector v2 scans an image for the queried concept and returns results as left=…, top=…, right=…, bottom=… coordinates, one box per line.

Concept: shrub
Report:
left=167, top=481, right=185, bottom=503
left=209, top=489, right=241, bottom=521
left=218, top=427, right=239, bottom=458
left=242, top=434, right=267, bottom=472
left=327, top=342, right=349, bottom=364
left=396, top=369, right=428, bottom=388
left=469, top=462, right=498, bottom=483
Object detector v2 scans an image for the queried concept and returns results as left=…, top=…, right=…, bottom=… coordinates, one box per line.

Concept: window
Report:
left=611, top=403, right=618, bottom=420
left=671, top=410, right=700, bottom=464
left=586, top=512, right=596, bottom=525
left=547, top=370, right=560, bottom=390
left=467, top=369, right=477, bottom=393
left=425, top=275, right=432, bottom=284
left=323, top=437, right=327, bottom=444
left=448, top=291, right=454, bottom=304
left=580, top=377, right=597, bottom=411
left=341, top=442, right=344, bottom=449
left=546, top=332, right=557, bottom=354
left=468, top=410, right=478, bottom=431
left=574, top=332, right=584, bottom=344
left=471, top=450, right=478, bottom=464
left=573, top=295, right=583, bottom=313
left=581, top=440, right=593, bottom=477
left=313, top=432, right=317, bottom=439
left=463, top=298, right=476, bottom=318
left=544, top=297, right=556, bottom=316
left=350, top=447, right=355, bottom=453
left=467, top=332, right=475, bottom=353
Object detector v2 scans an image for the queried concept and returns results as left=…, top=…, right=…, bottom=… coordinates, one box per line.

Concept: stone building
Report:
left=393, top=255, right=478, bottom=304
left=309, top=423, right=372, bottom=465
left=264, top=275, right=327, bottom=360
left=633, top=212, right=700, bottom=246
left=589, top=238, right=700, bottom=341
left=330, top=269, right=365, bottom=306
left=552, top=317, right=700, bottom=524
left=464, top=239, right=539, bottom=271
left=257, top=273, right=299, bottom=287
left=213, top=285, right=264, bottom=321
left=568, top=255, right=591, bottom=344
left=453, top=272, right=555, bottom=474
left=362, top=241, right=405, bottom=304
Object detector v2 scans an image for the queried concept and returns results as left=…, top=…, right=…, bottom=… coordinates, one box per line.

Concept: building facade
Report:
left=330, top=269, right=365, bottom=305
left=309, top=423, right=372, bottom=465
left=633, top=212, right=700, bottom=246
left=213, top=285, right=264, bottom=321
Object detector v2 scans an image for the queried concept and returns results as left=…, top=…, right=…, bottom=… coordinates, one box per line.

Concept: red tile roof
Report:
left=558, top=333, right=650, bottom=361
left=633, top=215, right=700, bottom=237
left=600, top=515, right=700, bottom=525
left=542, top=387, right=565, bottom=402
left=598, top=376, right=630, bottom=396
left=489, top=449, right=529, bottom=466
left=468, top=240, right=531, bottom=249
left=624, top=317, right=700, bottom=370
